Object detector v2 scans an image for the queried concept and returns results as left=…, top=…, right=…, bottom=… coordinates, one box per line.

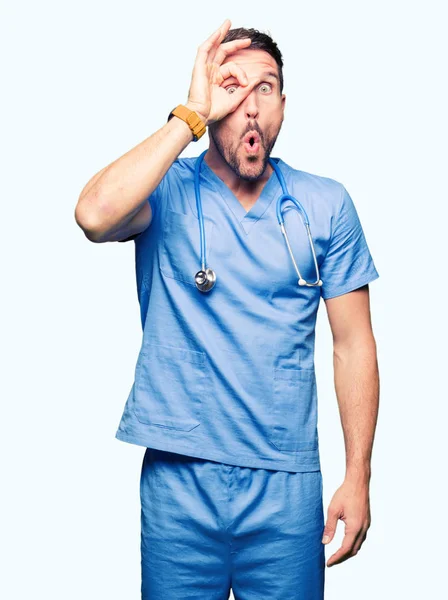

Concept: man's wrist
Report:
left=167, top=104, right=208, bottom=141
left=345, top=463, right=372, bottom=486
left=166, top=113, right=198, bottom=144
left=184, top=103, right=209, bottom=127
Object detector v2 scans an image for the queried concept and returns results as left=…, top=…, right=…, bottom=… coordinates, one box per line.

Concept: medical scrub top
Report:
left=115, top=155, right=380, bottom=472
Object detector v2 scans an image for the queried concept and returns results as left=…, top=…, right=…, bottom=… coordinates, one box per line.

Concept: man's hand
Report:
left=185, top=19, right=259, bottom=126
left=322, top=478, right=371, bottom=567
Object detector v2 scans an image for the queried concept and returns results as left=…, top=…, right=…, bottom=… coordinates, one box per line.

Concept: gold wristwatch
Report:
left=167, top=104, right=207, bottom=142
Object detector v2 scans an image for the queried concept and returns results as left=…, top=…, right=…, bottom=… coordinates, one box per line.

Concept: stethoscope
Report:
left=194, top=150, right=323, bottom=292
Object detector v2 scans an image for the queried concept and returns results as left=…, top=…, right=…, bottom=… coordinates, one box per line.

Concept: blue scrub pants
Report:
left=140, top=448, right=325, bottom=599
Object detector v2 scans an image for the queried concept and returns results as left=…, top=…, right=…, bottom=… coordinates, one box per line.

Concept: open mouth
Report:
left=244, top=131, right=260, bottom=144
left=243, top=131, right=261, bottom=152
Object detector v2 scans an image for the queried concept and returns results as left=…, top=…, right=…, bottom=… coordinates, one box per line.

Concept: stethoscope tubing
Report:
left=269, top=159, right=322, bottom=287
left=194, top=151, right=208, bottom=272
left=194, top=150, right=322, bottom=289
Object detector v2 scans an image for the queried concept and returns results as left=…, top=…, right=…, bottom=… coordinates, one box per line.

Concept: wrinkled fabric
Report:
left=116, top=156, right=379, bottom=472
left=140, top=448, right=325, bottom=599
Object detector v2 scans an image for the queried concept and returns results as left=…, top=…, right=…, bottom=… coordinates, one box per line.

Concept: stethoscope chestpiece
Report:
left=195, top=268, right=217, bottom=292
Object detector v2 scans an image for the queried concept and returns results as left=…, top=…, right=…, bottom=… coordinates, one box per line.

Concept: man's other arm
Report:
left=321, top=284, right=379, bottom=566
left=325, top=283, right=379, bottom=482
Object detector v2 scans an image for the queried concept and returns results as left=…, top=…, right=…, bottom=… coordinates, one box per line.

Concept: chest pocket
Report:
left=159, top=208, right=215, bottom=286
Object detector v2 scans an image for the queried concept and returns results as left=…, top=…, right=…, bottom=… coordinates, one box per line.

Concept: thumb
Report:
left=322, top=508, right=339, bottom=544
left=226, top=79, right=258, bottom=114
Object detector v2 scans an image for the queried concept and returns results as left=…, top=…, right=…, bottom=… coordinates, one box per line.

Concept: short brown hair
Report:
left=222, top=27, right=284, bottom=93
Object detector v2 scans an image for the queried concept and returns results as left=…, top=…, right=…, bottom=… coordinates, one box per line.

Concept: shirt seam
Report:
left=320, top=182, right=345, bottom=264
left=321, top=270, right=379, bottom=299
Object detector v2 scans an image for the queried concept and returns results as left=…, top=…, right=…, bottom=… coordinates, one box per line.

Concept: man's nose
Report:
left=243, top=89, right=259, bottom=120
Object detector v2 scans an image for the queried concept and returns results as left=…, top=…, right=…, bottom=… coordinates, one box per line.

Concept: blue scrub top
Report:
left=115, top=155, right=380, bottom=472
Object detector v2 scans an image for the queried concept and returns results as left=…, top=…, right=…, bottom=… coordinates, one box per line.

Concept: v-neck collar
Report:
left=201, top=156, right=283, bottom=235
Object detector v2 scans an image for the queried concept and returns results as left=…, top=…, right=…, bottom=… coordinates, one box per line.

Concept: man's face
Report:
left=209, top=48, right=286, bottom=182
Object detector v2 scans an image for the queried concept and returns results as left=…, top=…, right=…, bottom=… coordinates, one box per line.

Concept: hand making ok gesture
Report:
left=186, top=19, right=258, bottom=126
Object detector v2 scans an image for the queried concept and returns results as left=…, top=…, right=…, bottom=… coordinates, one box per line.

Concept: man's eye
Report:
left=259, top=83, right=272, bottom=93
left=226, top=85, right=238, bottom=94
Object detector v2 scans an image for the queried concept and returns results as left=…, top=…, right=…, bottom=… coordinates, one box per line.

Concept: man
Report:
left=75, top=19, right=380, bottom=600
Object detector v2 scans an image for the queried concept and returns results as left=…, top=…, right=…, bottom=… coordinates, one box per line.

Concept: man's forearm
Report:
left=333, top=337, right=380, bottom=485
left=75, top=104, right=205, bottom=238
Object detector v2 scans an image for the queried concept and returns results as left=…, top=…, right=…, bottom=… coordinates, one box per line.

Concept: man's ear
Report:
left=281, top=93, right=286, bottom=117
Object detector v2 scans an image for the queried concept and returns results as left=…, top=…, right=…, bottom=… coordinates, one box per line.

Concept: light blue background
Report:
left=1, top=1, right=446, bottom=599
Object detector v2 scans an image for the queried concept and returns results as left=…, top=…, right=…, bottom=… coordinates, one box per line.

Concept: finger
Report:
left=224, top=77, right=259, bottom=114
left=322, top=508, right=340, bottom=544
left=191, top=35, right=218, bottom=86
left=192, top=29, right=221, bottom=82
left=198, top=19, right=231, bottom=63
left=194, top=20, right=231, bottom=82
left=351, top=529, right=368, bottom=556
left=194, top=22, right=225, bottom=76
left=326, top=545, right=353, bottom=568
left=219, top=61, right=249, bottom=86
left=209, top=37, right=252, bottom=66
left=200, top=19, right=230, bottom=53
left=326, top=531, right=360, bottom=567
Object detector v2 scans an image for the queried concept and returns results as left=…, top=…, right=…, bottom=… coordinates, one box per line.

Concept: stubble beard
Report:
left=209, top=125, right=281, bottom=183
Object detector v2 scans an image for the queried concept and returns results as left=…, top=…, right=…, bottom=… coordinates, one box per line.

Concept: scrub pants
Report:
left=140, top=447, right=325, bottom=599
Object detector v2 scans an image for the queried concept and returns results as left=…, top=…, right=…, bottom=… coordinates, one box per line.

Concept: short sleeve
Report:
left=319, top=185, right=379, bottom=299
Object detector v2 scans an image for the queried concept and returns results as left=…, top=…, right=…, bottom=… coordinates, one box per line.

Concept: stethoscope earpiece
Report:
left=193, top=151, right=323, bottom=292
left=299, top=278, right=323, bottom=287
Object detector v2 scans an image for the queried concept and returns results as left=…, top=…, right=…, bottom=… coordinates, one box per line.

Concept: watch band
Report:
left=167, top=104, right=207, bottom=142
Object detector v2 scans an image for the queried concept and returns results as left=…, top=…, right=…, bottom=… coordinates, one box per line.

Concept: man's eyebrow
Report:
left=225, top=70, right=280, bottom=84
left=260, top=71, right=280, bottom=82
